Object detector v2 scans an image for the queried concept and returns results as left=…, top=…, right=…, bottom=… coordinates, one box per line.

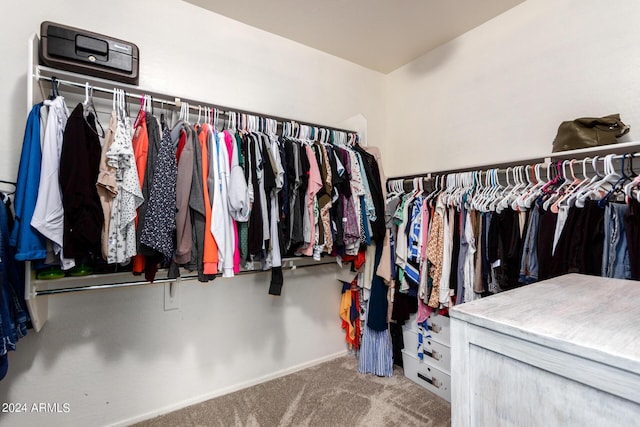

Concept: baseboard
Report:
left=110, top=350, right=349, bottom=427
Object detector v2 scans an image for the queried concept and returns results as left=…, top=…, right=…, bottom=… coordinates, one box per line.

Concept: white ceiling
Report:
left=184, top=0, right=524, bottom=74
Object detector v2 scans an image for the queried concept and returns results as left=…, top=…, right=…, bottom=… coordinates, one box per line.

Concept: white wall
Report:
left=384, top=0, right=640, bottom=177
left=0, top=1, right=385, bottom=426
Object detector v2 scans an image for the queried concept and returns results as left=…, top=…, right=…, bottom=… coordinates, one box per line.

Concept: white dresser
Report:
left=401, top=310, right=452, bottom=402
left=450, top=274, right=640, bottom=427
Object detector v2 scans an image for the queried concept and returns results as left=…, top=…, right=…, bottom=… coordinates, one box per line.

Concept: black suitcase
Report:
left=40, top=21, right=139, bottom=85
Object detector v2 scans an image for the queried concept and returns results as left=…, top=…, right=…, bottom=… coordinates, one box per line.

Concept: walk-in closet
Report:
left=1, top=1, right=639, bottom=426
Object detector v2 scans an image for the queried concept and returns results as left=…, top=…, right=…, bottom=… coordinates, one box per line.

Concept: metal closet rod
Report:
left=386, top=151, right=640, bottom=182
left=39, top=75, right=357, bottom=135
left=35, top=260, right=337, bottom=296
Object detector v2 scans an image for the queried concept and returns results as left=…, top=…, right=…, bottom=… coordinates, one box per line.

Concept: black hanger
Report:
left=599, top=155, right=630, bottom=207
left=0, top=180, right=16, bottom=196
left=627, top=152, right=637, bottom=178
left=160, top=100, right=167, bottom=129
left=49, top=76, right=60, bottom=100
left=124, top=91, right=131, bottom=117
left=83, top=85, right=105, bottom=138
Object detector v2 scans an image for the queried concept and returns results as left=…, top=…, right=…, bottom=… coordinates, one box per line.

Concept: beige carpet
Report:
left=134, top=355, right=451, bottom=427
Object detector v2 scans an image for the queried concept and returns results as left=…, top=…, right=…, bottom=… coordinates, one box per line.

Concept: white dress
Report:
left=106, top=112, right=143, bottom=264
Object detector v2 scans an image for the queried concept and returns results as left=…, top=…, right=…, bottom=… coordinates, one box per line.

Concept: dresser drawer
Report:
left=428, top=312, right=450, bottom=346
left=405, top=312, right=450, bottom=345
left=401, top=349, right=451, bottom=402
left=402, top=327, right=451, bottom=373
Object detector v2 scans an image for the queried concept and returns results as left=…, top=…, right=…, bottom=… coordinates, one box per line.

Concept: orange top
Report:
left=132, top=114, right=149, bottom=187
left=198, top=124, right=218, bottom=274
left=131, top=116, right=149, bottom=274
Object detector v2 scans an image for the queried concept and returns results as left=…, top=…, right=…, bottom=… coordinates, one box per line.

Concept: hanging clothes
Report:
left=358, top=243, right=393, bottom=377
left=31, top=96, right=74, bottom=270
left=624, top=198, right=640, bottom=280
left=300, top=143, right=322, bottom=256
left=10, top=103, right=47, bottom=261
left=211, top=129, right=234, bottom=277
left=105, top=106, right=143, bottom=264
left=140, top=126, right=177, bottom=260
left=0, top=196, right=29, bottom=370
left=171, top=122, right=194, bottom=267
left=601, top=203, right=631, bottom=279
left=96, top=111, right=119, bottom=260
left=59, top=103, right=104, bottom=260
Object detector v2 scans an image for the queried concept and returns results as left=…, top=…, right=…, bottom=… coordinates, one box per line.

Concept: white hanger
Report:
left=576, top=155, right=618, bottom=207
left=512, top=166, right=527, bottom=210
left=520, top=163, right=546, bottom=209
left=84, top=82, right=90, bottom=106
left=624, top=156, right=640, bottom=202
left=557, top=159, right=587, bottom=209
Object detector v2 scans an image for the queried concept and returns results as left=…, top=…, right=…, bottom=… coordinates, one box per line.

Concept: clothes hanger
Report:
left=82, top=83, right=105, bottom=138
left=503, top=166, right=524, bottom=211
left=496, top=167, right=514, bottom=213
left=486, top=169, right=502, bottom=212
left=133, top=94, right=147, bottom=129
left=576, top=155, right=619, bottom=207
left=566, top=156, right=593, bottom=207
left=551, top=160, right=580, bottom=212
left=627, top=152, right=638, bottom=178
left=624, top=153, right=640, bottom=202
left=482, top=169, right=498, bottom=212
left=521, top=163, right=545, bottom=209
left=49, top=76, right=60, bottom=100
left=147, top=95, right=154, bottom=115
left=511, top=165, right=530, bottom=211
left=458, top=172, right=472, bottom=208
left=115, top=89, right=123, bottom=121
left=478, top=169, right=491, bottom=211
left=573, top=156, right=602, bottom=208
left=543, top=160, right=570, bottom=211
left=447, top=173, right=459, bottom=208
left=555, top=159, right=586, bottom=209
left=599, top=154, right=631, bottom=207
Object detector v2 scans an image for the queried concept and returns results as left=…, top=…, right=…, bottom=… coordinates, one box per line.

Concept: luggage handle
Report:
left=76, top=35, right=108, bottom=56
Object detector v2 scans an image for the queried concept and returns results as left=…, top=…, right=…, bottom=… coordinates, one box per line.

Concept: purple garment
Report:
left=337, top=148, right=359, bottom=245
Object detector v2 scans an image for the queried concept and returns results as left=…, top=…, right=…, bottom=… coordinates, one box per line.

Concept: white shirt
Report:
left=31, top=97, right=75, bottom=270
left=211, top=130, right=235, bottom=277
left=107, top=112, right=142, bottom=264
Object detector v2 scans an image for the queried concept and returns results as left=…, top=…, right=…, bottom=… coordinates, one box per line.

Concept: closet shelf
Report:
left=32, top=257, right=337, bottom=296
left=26, top=256, right=338, bottom=331
left=548, top=140, right=640, bottom=159
left=387, top=140, right=640, bottom=181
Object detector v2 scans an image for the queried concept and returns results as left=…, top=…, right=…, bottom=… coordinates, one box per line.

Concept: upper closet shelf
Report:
left=548, top=140, right=640, bottom=159
left=388, top=140, right=640, bottom=181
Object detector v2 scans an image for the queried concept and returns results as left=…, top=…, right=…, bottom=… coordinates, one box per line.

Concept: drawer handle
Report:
left=417, top=372, right=441, bottom=389
left=423, top=349, right=442, bottom=361
left=430, top=323, right=442, bottom=333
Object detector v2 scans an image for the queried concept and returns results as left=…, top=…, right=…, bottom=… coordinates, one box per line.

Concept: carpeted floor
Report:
left=134, top=355, right=451, bottom=427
